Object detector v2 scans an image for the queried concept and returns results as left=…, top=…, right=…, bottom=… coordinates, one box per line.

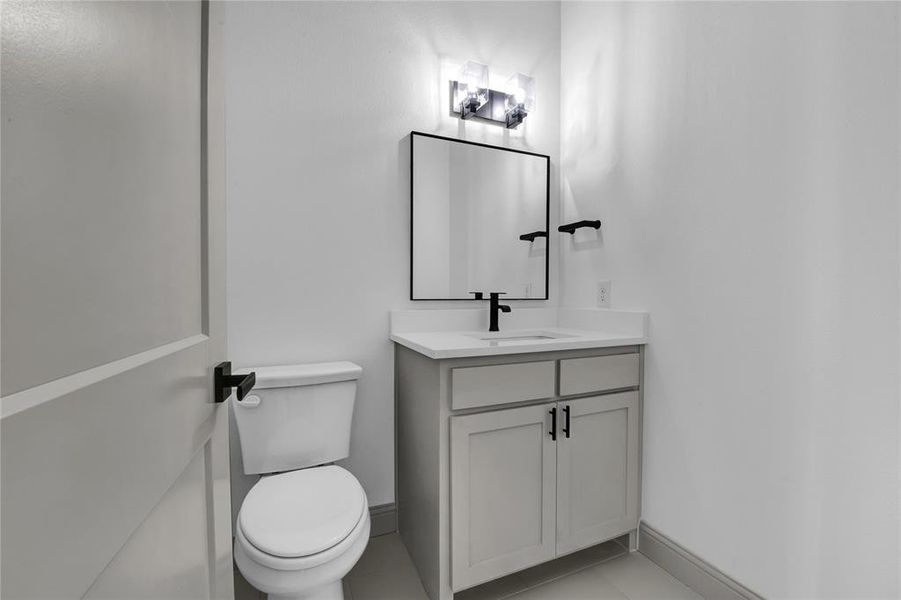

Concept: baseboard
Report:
left=369, top=502, right=397, bottom=537
left=638, top=522, right=765, bottom=600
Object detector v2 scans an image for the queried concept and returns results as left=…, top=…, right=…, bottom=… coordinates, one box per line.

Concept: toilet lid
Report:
left=239, top=465, right=366, bottom=558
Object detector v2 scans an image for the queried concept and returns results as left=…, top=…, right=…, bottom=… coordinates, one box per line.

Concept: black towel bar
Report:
left=519, top=231, right=548, bottom=242
left=558, top=220, right=601, bottom=234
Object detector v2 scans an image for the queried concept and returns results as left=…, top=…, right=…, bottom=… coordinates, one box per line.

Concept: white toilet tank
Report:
left=232, top=361, right=362, bottom=475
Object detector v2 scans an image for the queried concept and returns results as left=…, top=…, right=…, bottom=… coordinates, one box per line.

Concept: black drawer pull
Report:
left=562, top=405, right=571, bottom=438
left=549, top=407, right=557, bottom=441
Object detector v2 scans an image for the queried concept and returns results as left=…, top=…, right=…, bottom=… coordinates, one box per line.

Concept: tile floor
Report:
left=345, top=534, right=702, bottom=600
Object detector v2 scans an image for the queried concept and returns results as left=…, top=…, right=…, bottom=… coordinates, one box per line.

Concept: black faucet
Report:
left=469, top=291, right=512, bottom=331
left=488, top=292, right=511, bottom=332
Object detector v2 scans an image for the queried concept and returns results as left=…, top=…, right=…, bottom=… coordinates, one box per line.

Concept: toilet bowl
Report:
left=233, top=466, right=370, bottom=600
left=230, top=362, right=369, bottom=600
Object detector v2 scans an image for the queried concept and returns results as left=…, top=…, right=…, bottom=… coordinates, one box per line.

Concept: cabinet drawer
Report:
left=559, top=353, right=639, bottom=396
left=451, top=361, right=555, bottom=410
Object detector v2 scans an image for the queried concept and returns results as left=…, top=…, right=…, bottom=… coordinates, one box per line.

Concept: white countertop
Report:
left=389, top=308, right=649, bottom=359
left=390, top=327, right=648, bottom=359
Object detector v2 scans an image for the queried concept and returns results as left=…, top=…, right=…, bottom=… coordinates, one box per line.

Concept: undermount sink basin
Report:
left=468, top=331, right=575, bottom=343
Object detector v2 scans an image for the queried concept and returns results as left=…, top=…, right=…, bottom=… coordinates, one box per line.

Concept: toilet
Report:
left=231, top=362, right=369, bottom=600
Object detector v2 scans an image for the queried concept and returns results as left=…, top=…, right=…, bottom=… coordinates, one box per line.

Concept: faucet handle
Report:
left=468, top=291, right=485, bottom=300
left=488, top=292, right=508, bottom=300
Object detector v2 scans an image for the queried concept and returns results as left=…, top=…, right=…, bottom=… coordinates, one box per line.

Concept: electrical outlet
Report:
left=596, top=280, right=611, bottom=308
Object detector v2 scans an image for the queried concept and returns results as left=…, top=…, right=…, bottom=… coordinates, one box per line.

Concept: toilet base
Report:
left=269, top=579, right=343, bottom=600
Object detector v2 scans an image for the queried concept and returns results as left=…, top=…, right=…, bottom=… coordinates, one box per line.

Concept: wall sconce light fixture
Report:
left=454, top=61, right=489, bottom=119
left=450, top=63, right=536, bottom=129
left=504, top=73, right=536, bottom=129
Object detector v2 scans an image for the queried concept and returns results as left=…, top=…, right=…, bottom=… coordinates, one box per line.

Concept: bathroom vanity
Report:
left=391, top=310, right=647, bottom=600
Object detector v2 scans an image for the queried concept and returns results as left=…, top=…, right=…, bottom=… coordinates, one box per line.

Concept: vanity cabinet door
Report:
left=450, top=403, right=557, bottom=591
left=556, top=392, right=640, bottom=555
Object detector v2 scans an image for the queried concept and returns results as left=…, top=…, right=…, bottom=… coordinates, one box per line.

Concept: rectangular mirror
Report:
left=410, top=132, right=550, bottom=300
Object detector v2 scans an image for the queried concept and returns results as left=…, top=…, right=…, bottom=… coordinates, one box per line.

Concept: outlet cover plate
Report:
left=597, top=280, right=611, bottom=308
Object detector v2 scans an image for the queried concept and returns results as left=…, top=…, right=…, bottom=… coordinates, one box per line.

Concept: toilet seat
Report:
left=237, top=465, right=368, bottom=571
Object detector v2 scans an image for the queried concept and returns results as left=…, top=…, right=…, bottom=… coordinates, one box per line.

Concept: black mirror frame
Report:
left=409, top=131, right=551, bottom=301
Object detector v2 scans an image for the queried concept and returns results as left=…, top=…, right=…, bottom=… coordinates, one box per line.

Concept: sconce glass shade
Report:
left=505, top=72, right=536, bottom=113
left=455, top=60, right=489, bottom=114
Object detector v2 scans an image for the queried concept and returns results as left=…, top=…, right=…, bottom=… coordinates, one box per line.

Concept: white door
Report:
left=1, top=2, right=232, bottom=598
left=556, top=392, right=641, bottom=555
left=450, top=403, right=557, bottom=591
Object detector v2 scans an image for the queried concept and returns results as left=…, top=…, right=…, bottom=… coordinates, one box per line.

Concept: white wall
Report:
left=561, top=2, right=900, bottom=598
left=225, top=1, right=560, bottom=507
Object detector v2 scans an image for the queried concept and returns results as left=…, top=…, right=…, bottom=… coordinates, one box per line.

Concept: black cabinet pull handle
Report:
left=214, top=361, right=256, bottom=403
left=562, top=405, right=571, bottom=438
left=549, top=407, right=557, bottom=440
